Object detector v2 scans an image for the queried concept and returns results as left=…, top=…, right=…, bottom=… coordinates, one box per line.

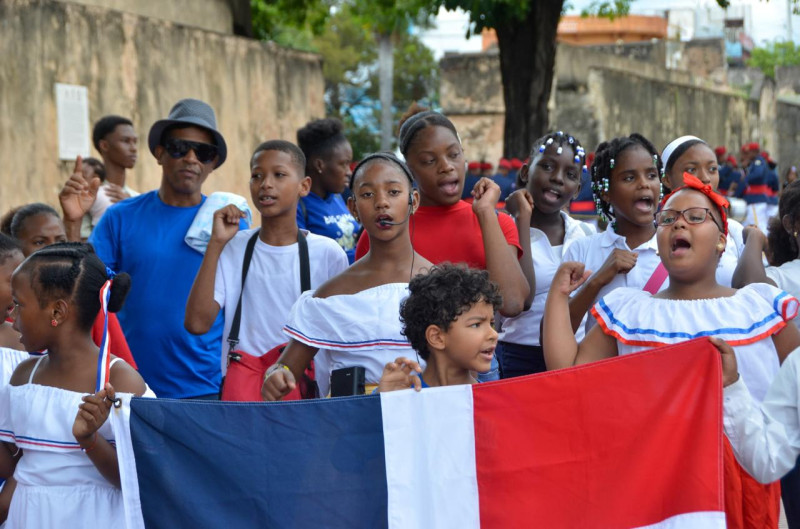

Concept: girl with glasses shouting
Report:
left=543, top=173, right=800, bottom=529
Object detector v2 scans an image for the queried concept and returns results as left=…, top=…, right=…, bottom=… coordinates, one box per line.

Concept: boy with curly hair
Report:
left=378, top=264, right=502, bottom=391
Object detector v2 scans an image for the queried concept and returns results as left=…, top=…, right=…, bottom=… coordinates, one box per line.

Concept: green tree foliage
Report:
left=748, top=41, right=800, bottom=79
left=251, top=0, right=438, bottom=156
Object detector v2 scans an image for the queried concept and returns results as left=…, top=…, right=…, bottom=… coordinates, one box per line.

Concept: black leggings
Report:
left=783, top=456, right=800, bottom=528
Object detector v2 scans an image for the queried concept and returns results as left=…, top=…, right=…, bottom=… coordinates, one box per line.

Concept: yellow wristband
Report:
left=265, top=363, right=291, bottom=381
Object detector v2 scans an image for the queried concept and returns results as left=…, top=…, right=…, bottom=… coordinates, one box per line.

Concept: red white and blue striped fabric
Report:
left=112, top=339, right=724, bottom=529
left=95, top=280, right=112, bottom=393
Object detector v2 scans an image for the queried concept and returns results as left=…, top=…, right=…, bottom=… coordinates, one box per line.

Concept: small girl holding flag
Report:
left=0, top=242, right=151, bottom=527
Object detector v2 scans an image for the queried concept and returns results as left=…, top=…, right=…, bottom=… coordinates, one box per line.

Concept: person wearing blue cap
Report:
left=89, top=98, right=240, bottom=399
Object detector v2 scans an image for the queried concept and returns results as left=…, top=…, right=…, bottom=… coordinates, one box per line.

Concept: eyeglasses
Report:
left=162, top=138, right=218, bottom=164
left=656, top=207, right=722, bottom=231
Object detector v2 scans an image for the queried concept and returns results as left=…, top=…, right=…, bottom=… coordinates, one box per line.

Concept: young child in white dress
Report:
left=0, top=243, right=150, bottom=528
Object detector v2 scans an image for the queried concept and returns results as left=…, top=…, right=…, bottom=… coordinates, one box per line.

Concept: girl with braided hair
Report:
left=561, top=133, right=664, bottom=337
left=545, top=175, right=800, bottom=529
left=0, top=242, right=151, bottom=527
left=498, top=131, right=595, bottom=378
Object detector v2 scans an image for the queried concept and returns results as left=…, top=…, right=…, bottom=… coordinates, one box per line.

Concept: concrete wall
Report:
left=777, top=97, right=800, bottom=170
left=0, top=0, right=324, bottom=214
left=57, top=0, right=238, bottom=34
left=439, top=41, right=800, bottom=169
left=586, top=67, right=761, bottom=153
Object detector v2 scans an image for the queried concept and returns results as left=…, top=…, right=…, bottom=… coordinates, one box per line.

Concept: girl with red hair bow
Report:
left=544, top=173, right=800, bottom=529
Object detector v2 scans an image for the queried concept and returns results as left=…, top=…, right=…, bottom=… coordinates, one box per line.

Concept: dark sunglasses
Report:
left=162, top=138, right=218, bottom=164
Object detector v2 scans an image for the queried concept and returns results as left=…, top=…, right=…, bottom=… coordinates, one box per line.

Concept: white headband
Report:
left=661, top=135, right=703, bottom=173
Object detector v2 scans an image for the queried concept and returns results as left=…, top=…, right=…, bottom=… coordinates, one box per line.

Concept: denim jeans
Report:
left=496, top=341, right=547, bottom=379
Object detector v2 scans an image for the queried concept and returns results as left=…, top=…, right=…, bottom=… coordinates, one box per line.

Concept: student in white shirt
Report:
left=184, top=140, right=348, bottom=374
left=562, top=134, right=664, bottom=337
left=498, top=131, right=595, bottom=378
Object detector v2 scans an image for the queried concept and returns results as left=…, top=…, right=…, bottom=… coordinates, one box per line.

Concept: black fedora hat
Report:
left=148, top=98, right=227, bottom=168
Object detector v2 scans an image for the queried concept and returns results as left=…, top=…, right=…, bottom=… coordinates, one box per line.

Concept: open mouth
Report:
left=439, top=177, right=460, bottom=196
left=634, top=196, right=654, bottom=213
left=542, top=187, right=562, bottom=202
left=375, top=214, right=394, bottom=226
left=671, top=236, right=691, bottom=252
left=258, top=194, right=277, bottom=206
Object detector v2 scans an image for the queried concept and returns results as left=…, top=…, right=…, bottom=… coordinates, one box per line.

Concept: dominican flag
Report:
left=112, top=339, right=724, bottom=528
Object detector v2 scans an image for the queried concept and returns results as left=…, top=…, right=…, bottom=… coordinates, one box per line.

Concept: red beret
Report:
left=510, top=158, right=523, bottom=169
left=714, top=146, right=726, bottom=156
left=480, top=162, right=493, bottom=171
left=748, top=142, right=760, bottom=152
left=499, top=158, right=512, bottom=169
left=586, top=152, right=596, bottom=168
left=726, top=155, right=738, bottom=167
left=467, top=161, right=481, bottom=171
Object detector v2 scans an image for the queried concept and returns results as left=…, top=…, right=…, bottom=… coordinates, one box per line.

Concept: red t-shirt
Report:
left=91, top=312, right=137, bottom=369
left=354, top=200, right=521, bottom=268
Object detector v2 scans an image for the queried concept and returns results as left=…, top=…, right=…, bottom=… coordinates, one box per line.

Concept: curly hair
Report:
left=400, top=264, right=502, bottom=360
left=768, top=180, right=800, bottom=266
left=592, top=133, right=662, bottom=220
left=20, top=242, right=132, bottom=332
left=296, top=118, right=347, bottom=166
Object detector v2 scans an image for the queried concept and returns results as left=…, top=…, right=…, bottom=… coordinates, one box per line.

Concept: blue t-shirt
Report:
left=297, top=191, right=360, bottom=263
left=491, top=173, right=515, bottom=202
left=89, top=191, right=227, bottom=398
left=462, top=173, right=482, bottom=200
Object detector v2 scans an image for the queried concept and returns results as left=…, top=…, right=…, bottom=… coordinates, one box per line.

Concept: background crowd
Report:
left=0, top=96, right=800, bottom=528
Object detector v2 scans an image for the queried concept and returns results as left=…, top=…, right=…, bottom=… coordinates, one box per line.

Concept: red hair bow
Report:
left=660, top=173, right=729, bottom=235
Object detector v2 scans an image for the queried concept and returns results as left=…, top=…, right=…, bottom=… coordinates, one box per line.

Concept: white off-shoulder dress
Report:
left=283, top=283, right=418, bottom=397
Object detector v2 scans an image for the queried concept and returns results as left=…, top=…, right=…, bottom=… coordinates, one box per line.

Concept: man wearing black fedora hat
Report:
left=90, top=98, right=237, bottom=399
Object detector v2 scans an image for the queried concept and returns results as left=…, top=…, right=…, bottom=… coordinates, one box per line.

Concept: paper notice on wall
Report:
left=55, top=83, right=91, bottom=160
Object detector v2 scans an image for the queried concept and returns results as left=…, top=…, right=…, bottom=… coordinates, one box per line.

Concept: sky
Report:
left=418, top=0, right=800, bottom=59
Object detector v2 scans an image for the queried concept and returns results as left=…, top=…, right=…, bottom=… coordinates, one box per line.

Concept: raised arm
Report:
left=184, top=205, right=246, bottom=334
left=59, top=156, right=101, bottom=241
left=505, top=189, right=535, bottom=311
left=543, top=262, right=618, bottom=370
left=567, top=249, right=638, bottom=333
left=732, top=226, right=775, bottom=288
left=472, top=178, right=529, bottom=317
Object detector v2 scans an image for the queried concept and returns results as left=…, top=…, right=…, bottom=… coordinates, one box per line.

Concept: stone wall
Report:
left=439, top=41, right=797, bottom=169
left=56, top=0, right=247, bottom=35
left=586, top=67, right=761, bottom=153
left=776, top=97, right=800, bottom=169
left=0, top=0, right=324, bottom=215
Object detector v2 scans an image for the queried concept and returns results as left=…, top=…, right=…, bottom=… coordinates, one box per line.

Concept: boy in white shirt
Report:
left=185, top=140, right=348, bottom=374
